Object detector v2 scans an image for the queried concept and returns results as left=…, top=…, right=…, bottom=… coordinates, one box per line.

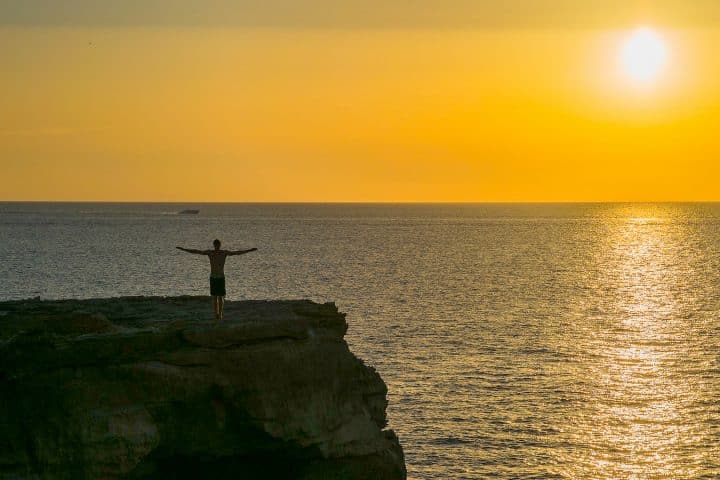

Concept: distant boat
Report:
left=178, top=209, right=200, bottom=215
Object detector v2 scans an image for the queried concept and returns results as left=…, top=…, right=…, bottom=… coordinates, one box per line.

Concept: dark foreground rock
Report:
left=0, top=297, right=406, bottom=479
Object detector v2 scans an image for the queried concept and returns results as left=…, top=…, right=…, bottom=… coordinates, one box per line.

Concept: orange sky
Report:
left=2, top=2, right=720, bottom=201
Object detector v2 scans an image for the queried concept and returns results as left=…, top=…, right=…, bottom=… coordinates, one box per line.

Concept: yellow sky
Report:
left=2, top=3, right=720, bottom=201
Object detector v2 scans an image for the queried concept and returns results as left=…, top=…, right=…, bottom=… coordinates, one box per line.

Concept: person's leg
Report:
left=212, top=296, right=219, bottom=319
left=218, top=296, right=224, bottom=319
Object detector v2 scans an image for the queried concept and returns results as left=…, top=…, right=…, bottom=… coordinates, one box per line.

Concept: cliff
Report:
left=0, top=297, right=406, bottom=479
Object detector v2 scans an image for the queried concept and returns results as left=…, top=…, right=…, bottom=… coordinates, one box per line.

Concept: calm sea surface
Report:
left=2, top=202, right=720, bottom=479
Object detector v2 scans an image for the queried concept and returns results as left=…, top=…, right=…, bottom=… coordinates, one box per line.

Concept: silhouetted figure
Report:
left=176, top=239, right=257, bottom=320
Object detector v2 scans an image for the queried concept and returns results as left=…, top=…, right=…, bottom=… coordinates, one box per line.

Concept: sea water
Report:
left=2, top=202, right=720, bottom=479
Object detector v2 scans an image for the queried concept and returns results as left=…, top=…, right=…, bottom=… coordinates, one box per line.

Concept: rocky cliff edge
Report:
left=0, top=297, right=406, bottom=479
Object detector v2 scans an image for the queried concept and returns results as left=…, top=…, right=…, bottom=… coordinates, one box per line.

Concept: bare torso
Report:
left=208, top=250, right=229, bottom=276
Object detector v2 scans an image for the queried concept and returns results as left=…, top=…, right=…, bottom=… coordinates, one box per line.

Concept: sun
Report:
left=619, top=27, right=670, bottom=85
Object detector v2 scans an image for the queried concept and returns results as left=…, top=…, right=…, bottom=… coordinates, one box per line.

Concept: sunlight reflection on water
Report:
left=556, top=207, right=720, bottom=479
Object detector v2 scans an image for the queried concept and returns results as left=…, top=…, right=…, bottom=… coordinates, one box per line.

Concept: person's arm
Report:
left=176, top=246, right=209, bottom=255
left=227, top=248, right=258, bottom=256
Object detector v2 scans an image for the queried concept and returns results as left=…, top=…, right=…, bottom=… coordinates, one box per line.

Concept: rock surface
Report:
left=0, top=297, right=406, bottom=479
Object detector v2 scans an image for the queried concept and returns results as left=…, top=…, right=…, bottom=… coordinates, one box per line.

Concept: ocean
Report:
left=2, top=202, right=720, bottom=479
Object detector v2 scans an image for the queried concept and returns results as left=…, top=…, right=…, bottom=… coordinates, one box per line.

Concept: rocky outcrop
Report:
left=0, top=297, right=406, bottom=479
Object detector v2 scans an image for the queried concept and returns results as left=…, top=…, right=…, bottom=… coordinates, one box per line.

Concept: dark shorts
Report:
left=210, top=276, right=226, bottom=297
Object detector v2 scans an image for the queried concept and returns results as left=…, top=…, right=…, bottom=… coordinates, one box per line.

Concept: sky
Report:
left=2, top=1, right=720, bottom=201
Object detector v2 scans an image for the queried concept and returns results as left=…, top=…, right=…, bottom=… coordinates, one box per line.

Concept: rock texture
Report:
left=0, top=297, right=406, bottom=479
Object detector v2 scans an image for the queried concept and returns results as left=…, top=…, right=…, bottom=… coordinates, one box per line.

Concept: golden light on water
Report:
left=570, top=207, right=709, bottom=479
left=600, top=217, right=683, bottom=477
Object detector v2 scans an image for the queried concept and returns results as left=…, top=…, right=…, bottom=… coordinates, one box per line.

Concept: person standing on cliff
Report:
left=176, top=239, right=257, bottom=320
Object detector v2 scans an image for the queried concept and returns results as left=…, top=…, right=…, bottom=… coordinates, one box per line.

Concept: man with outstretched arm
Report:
left=176, top=239, right=257, bottom=320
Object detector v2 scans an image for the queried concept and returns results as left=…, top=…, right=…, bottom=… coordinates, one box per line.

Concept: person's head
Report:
left=213, top=239, right=221, bottom=250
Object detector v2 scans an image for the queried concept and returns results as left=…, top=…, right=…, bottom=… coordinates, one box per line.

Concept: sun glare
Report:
left=619, top=28, right=670, bottom=86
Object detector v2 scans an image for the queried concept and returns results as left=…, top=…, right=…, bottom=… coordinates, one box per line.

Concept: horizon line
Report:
left=2, top=200, right=720, bottom=205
